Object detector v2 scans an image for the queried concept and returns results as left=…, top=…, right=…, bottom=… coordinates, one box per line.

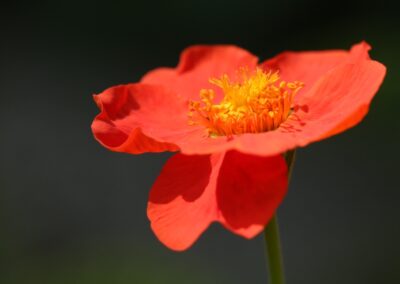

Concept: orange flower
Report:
left=91, top=42, right=386, bottom=250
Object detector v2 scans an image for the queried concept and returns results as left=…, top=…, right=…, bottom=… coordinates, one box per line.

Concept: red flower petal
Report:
left=147, top=151, right=287, bottom=251
left=141, top=45, right=259, bottom=100
left=147, top=153, right=222, bottom=251
left=296, top=58, right=387, bottom=140
left=262, top=41, right=371, bottom=98
left=216, top=151, right=288, bottom=238
left=91, top=83, right=191, bottom=154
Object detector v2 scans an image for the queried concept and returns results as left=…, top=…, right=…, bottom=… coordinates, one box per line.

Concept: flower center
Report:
left=189, top=68, right=304, bottom=137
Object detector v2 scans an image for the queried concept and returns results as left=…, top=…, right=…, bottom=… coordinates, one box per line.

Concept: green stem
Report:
left=264, top=150, right=296, bottom=284
left=264, top=215, right=285, bottom=284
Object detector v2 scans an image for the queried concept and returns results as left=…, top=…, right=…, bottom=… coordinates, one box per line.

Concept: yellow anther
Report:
left=189, top=67, right=304, bottom=136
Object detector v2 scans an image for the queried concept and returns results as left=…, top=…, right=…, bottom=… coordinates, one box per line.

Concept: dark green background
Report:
left=1, top=0, right=399, bottom=283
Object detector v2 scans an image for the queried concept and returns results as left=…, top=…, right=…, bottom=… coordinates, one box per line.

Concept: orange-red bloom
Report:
left=91, top=42, right=386, bottom=251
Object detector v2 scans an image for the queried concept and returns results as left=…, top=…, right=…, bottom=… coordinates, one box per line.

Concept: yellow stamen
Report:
left=189, top=68, right=304, bottom=137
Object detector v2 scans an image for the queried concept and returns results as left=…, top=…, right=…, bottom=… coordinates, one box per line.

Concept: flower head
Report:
left=91, top=42, right=386, bottom=250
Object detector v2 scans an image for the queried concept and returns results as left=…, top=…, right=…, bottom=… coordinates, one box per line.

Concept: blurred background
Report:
left=1, top=0, right=399, bottom=283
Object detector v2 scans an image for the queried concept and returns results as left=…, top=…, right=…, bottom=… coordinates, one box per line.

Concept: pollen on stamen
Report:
left=189, top=67, right=304, bottom=137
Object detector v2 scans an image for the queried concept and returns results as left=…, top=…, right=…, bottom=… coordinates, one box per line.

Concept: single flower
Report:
left=91, top=42, right=386, bottom=251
